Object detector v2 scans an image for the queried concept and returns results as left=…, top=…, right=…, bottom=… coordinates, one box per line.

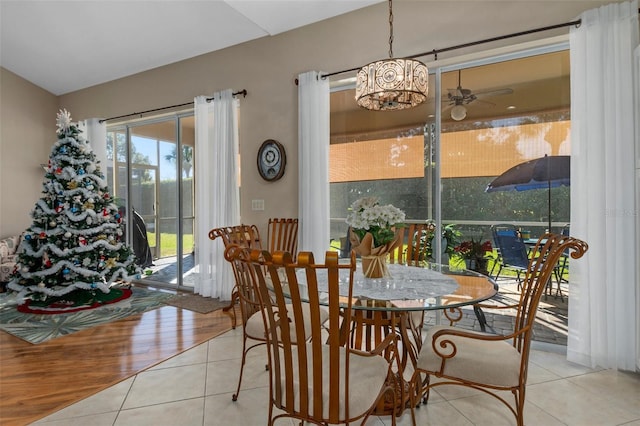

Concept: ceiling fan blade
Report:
left=473, top=87, right=514, bottom=97
left=473, top=98, right=497, bottom=107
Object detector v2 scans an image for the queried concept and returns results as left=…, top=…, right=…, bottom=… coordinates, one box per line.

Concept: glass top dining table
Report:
left=288, top=261, right=498, bottom=415
left=279, top=261, right=498, bottom=416
left=293, top=262, right=498, bottom=312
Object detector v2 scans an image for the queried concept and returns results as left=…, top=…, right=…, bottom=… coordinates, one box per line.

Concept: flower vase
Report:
left=466, top=258, right=489, bottom=275
left=362, top=254, right=388, bottom=278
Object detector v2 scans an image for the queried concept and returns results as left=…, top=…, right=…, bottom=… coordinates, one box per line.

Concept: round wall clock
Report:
left=257, top=139, right=286, bottom=181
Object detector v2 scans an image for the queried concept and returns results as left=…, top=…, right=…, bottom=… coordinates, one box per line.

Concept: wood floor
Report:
left=0, top=294, right=234, bottom=426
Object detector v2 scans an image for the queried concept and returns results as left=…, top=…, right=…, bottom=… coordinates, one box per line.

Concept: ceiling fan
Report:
left=445, top=69, right=514, bottom=121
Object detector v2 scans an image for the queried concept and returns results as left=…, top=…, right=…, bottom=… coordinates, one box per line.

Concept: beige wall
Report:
left=0, top=1, right=618, bottom=236
left=0, top=68, right=58, bottom=237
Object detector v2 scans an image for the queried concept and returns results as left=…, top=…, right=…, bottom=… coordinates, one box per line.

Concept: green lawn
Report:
left=147, top=233, right=194, bottom=258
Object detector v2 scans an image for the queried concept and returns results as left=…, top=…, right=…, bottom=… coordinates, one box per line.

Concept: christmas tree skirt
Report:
left=0, top=286, right=174, bottom=344
left=16, top=288, right=132, bottom=314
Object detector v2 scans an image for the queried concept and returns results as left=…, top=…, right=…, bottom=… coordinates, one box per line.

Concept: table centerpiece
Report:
left=346, top=197, right=405, bottom=278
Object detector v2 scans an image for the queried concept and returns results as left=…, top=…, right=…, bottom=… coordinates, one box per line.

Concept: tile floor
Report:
left=33, top=326, right=640, bottom=426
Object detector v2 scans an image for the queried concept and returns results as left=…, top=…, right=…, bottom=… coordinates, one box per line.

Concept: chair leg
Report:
left=493, top=264, right=503, bottom=281
left=222, top=290, right=239, bottom=329
left=515, top=270, right=523, bottom=291
left=232, top=335, right=249, bottom=401
left=421, top=374, right=431, bottom=404
left=473, top=305, right=487, bottom=332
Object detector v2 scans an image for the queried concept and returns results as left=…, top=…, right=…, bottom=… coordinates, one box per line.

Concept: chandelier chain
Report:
left=388, top=0, right=394, bottom=58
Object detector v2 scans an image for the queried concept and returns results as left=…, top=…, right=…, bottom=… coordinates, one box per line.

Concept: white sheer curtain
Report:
left=568, top=0, right=639, bottom=371
left=194, top=90, right=240, bottom=299
left=635, top=44, right=640, bottom=371
left=79, top=118, right=107, bottom=173
left=298, top=71, right=330, bottom=260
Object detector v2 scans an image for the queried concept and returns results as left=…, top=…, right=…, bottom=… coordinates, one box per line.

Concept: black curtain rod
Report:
left=98, top=89, right=247, bottom=123
left=321, top=9, right=639, bottom=79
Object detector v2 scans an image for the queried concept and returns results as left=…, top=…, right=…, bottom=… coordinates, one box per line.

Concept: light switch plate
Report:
left=251, top=199, right=265, bottom=211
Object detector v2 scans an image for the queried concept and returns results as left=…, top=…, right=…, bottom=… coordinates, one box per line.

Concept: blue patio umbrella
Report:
left=485, top=155, right=570, bottom=231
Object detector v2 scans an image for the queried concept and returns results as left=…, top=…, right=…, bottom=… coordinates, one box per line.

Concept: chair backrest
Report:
left=267, top=218, right=298, bottom=259
left=209, top=225, right=263, bottom=325
left=388, top=223, right=434, bottom=266
left=228, top=246, right=359, bottom=424
left=491, top=223, right=529, bottom=269
left=209, top=224, right=263, bottom=250
left=513, top=233, right=587, bottom=355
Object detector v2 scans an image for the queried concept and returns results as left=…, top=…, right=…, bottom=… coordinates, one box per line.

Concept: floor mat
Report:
left=0, top=286, right=174, bottom=344
left=163, top=293, right=230, bottom=314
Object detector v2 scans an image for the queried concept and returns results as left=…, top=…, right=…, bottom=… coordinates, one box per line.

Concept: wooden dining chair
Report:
left=410, top=233, right=588, bottom=426
left=227, top=246, right=403, bottom=426
left=266, top=218, right=298, bottom=260
left=209, top=224, right=263, bottom=329
left=209, top=225, right=265, bottom=402
left=388, top=223, right=433, bottom=267
left=386, top=223, right=436, bottom=334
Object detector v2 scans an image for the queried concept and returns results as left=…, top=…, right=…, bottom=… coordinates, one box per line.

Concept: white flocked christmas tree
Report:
left=8, top=110, right=140, bottom=301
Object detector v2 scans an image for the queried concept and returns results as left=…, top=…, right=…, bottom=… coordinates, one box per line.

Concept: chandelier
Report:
left=355, top=0, right=428, bottom=111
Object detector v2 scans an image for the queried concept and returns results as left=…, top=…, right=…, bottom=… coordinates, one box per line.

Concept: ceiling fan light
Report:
left=451, top=104, right=467, bottom=121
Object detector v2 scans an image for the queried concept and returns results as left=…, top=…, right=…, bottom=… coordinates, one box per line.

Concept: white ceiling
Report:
left=0, top=0, right=382, bottom=96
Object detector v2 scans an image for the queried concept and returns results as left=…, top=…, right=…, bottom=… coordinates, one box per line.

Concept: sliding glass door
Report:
left=329, top=44, right=571, bottom=266
left=106, top=113, right=195, bottom=290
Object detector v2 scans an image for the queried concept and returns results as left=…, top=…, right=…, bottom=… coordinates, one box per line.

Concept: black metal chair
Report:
left=548, top=224, right=571, bottom=300
left=491, top=224, right=530, bottom=290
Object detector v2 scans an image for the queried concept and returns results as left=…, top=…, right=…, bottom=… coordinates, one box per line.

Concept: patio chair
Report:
left=548, top=224, right=571, bottom=300
left=410, top=233, right=588, bottom=426
left=226, top=246, right=402, bottom=426
left=491, top=224, right=530, bottom=289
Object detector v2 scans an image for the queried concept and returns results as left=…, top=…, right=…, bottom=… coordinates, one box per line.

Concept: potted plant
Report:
left=453, top=238, right=493, bottom=274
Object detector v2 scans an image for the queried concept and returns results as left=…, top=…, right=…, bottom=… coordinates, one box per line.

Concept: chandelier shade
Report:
left=356, top=58, right=428, bottom=110
left=355, top=0, right=428, bottom=111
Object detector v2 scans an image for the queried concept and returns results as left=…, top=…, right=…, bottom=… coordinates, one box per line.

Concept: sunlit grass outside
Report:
left=147, top=233, right=194, bottom=258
